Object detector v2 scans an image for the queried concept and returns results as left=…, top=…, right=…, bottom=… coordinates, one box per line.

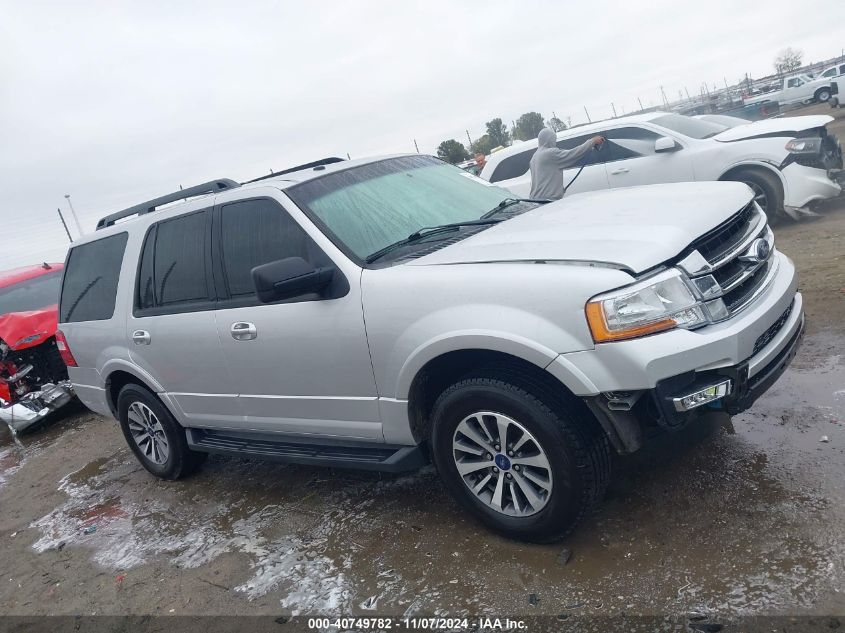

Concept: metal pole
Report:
left=57, top=208, right=72, bottom=242
left=637, top=97, right=644, bottom=111
left=466, top=130, right=473, bottom=149
left=583, top=106, right=591, bottom=122
left=414, top=139, right=419, bottom=153
left=64, top=194, right=84, bottom=236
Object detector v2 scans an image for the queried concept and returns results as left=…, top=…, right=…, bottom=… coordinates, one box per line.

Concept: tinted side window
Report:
left=136, top=226, right=156, bottom=310
left=604, top=127, right=662, bottom=161
left=220, top=199, right=310, bottom=297
left=489, top=149, right=537, bottom=183
left=558, top=135, right=611, bottom=166
left=60, top=233, right=128, bottom=323
left=153, top=211, right=209, bottom=305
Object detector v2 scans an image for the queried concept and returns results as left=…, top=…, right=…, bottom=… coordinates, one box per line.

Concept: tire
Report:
left=430, top=372, right=611, bottom=543
left=117, top=384, right=207, bottom=480
left=725, top=168, right=784, bottom=219
left=815, top=88, right=831, bottom=103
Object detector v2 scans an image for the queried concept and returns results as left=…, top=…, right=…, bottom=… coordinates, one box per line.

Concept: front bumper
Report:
left=653, top=308, right=804, bottom=426
left=0, top=381, right=74, bottom=433
left=781, top=162, right=842, bottom=209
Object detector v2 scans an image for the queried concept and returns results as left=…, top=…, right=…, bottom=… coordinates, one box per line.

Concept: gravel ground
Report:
left=1, top=105, right=844, bottom=626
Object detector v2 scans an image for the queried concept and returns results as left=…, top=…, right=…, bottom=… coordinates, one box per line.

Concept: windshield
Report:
left=651, top=114, right=727, bottom=139
left=287, top=156, right=512, bottom=260
left=0, top=271, right=63, bottom=316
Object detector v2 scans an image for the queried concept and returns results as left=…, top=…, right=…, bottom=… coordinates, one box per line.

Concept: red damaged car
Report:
left=0, top=263, right=74, bottom=433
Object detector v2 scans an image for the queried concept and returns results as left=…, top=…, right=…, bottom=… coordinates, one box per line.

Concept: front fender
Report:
left=395, top=331, right=559, bottom=399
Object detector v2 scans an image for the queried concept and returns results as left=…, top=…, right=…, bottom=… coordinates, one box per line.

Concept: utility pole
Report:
left=63, top=194, right=84, bottom=236
left=56, top=208, right=72, bottom=242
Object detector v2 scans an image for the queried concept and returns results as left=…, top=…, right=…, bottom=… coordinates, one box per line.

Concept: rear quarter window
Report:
left=60, top=233, right=128, bottom=323
left=489, top=148, right=537, bottom=183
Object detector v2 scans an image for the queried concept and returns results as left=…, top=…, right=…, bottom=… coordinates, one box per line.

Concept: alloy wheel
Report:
left=127, top=401, right=170, bottom=465
left=451, top=411, right=553, bottom=517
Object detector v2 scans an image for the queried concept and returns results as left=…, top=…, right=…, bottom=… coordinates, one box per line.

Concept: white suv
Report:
left=479, top=112, right=842, bottom=220
left=58, top=155, right=803, bottom=542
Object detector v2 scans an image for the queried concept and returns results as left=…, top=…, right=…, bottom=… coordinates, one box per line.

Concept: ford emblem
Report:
left=739, top=238, right=770, bottom=264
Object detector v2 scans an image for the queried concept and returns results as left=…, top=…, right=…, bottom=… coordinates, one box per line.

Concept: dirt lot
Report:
left=2, top=105, right=844, bottom=626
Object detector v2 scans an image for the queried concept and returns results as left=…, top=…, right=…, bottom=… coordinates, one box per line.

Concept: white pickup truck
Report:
left=745, top=74, right=833, bottom=106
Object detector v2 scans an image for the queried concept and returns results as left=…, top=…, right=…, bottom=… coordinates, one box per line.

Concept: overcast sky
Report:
left=2, top=0, right=844, bottom=269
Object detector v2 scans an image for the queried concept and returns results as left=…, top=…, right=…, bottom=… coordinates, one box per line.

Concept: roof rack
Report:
left=243, top=157, right=346, bottom=184
left=95, top=179, right=240, bottom=230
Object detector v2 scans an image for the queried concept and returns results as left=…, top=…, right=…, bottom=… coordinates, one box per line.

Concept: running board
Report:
left=185, top=428, right=427, bottom=473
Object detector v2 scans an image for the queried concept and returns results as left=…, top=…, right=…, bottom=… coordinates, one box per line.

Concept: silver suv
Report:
left=58, top=155, right=803, bottom=542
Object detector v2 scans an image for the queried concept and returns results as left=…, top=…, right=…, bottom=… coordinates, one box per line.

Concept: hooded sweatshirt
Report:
left=528, top=128, right=595, bottom=200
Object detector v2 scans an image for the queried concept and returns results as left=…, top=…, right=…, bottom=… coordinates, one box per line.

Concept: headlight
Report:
left=785, top=137, right=821, bottom=154
left=585, top=269, right=707, bottom=343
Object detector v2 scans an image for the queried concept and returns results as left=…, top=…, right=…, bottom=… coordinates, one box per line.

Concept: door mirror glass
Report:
left=654, top=136, right=680, bottom=153
left=252, top=257, right=335, bottom=303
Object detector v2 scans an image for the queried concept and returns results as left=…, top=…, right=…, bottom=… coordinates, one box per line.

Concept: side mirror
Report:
left=252, top=257, right=335, bottom=303
left=654, top=136, right=680, bottom=153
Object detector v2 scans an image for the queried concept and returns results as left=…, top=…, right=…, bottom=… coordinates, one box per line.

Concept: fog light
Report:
left=672, top=380, right=732, bottom=412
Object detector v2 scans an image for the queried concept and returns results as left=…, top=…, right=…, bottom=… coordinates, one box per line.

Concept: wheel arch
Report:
left=814, top=86, right=831, bottom=101
left=104, top=366, right=166, bottom=419
left=405, top=348, right=603, bottom=447
left=718, top=162, right=786, bottom=209
left=718, top=161, right=785, bottom=190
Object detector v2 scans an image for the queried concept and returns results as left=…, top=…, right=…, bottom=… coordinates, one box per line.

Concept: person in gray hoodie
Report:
left=529, top=128, right=605, bottom=200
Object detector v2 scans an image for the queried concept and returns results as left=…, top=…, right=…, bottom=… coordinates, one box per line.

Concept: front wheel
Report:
left=117, top=384, right=207, bottom=480
left=430, top=374, right=611, bottom=542
left=726, top=168, right=784, bottom=219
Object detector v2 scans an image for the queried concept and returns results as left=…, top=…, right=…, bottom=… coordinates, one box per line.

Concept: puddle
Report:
left=22, top=336, right=845, bottom=616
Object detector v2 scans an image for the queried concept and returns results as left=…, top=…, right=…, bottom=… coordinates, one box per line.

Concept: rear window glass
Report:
left=0, top=271, right=63, bottom=316
left=60, top=233, right=128, bottom=323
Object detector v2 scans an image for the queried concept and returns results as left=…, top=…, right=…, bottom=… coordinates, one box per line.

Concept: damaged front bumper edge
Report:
left=0, top=381, right=74, bottom=433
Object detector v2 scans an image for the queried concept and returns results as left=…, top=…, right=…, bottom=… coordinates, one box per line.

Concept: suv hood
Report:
left=713, top=115, right=833, bottom=142
left=412, top=182, right=753, bottom=274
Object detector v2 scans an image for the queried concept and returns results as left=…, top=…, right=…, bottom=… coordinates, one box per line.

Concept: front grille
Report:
left=679, top=202, right=774, bottom=321
left=753, top=303, right=793, bottom=355
left=722, top=258, right=772, bottom=311
left=693, top=202, right=757, bottom=265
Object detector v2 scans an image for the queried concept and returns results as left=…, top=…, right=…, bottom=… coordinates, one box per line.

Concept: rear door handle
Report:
left=230, top=322, right=257, bottom=341
left=610, top=167, right=630, bottom=175
left=132, top=330, right=151, bottom=345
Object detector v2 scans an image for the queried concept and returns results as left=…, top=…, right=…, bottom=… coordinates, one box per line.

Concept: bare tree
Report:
left=774, top=47, right=803, bottom=75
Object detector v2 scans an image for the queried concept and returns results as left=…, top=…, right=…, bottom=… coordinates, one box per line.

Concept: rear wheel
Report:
left=725, top=168, right=783, bottom=219
left=430, top=373, right=611, bottom=542
left=117, top=384, right=207, bottom=480
left=815, top=88, right=831, bottom=103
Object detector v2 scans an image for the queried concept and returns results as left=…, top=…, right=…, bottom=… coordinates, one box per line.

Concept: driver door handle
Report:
left=610, top=167, right=630, bottom=175
left=231, top=322, right=257, bottom=341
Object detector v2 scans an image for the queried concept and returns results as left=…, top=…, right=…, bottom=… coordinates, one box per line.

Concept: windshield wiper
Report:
left=480, top=197, right=547, bottom=219
left=366, top=219, right=502, bottom=264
